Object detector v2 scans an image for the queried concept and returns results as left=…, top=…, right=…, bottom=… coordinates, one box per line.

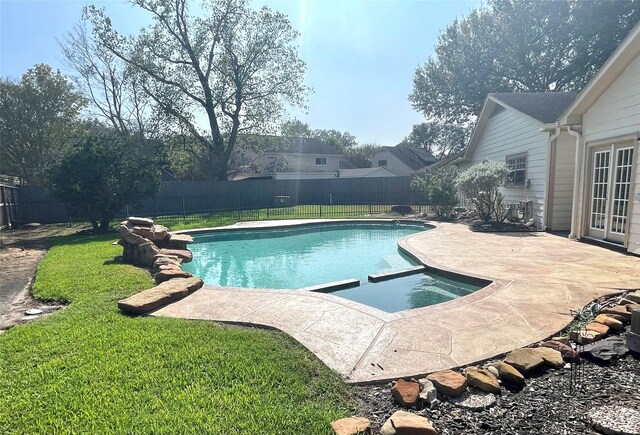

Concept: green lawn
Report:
left=0, top=233, right=350, bottom=434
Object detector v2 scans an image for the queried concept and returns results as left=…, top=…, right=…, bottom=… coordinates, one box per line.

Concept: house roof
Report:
left=559, top=22, right=640, bottom=124
left=463, top=92, right=577, bottom=161
left=339, top=158, right=357, bottom=169
left=425, top=150, right=466, bottom=172
left=339, top=167, right=396, bottom=178
left=239, top=135, right=341, bottom=155
left=489, top=92, right=578, bottom=124
left=382, top=146, right=436, bottom=170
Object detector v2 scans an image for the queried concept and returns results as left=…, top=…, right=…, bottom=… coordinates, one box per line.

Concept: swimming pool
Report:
left=182, top=221, right=485, bottom=312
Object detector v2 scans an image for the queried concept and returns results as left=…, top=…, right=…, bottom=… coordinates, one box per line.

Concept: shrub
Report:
left=412, top=167, right=460, bottom=219
left=456, top=161, right=509, bottom=222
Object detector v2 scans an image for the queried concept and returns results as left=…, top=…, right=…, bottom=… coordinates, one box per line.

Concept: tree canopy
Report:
left=410, top=0, right=640, bottom=125
left=0, top=64, right=85, bottom=184
left=49, top=127, right=163, bottom=230
left=280, top=119, right=357, bottom=153
left=85, top=0, right=308, bottom=181
left=400, top=122, right=468, bottom=158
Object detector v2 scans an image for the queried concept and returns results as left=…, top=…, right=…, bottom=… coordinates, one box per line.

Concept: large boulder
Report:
left=157, top=233, right=195, bottom=250
left=503, top=348, right=545, bottom=374
left=494, top=362, right=525, bottom=386
left=155, top=268, right=193, bottom=284
left=380, top=410, right=436, bottom=435
left=132, top=224, right=169, bottom=242
left=391, top=379, right=420, bottom=407
left=426, top=370, right=468, bottom=397
left=127, top=216, right=154, bottom=227
left=331, top=417, right=371, bottom=435
left=464, top=366, right=501, bottom=394
left=532, top=347, right=564, bottom=368
left=119, top=224, right=148, bottom=245
left=594, top=314, right=624, bottom=331
left=540, top=340, right=580, bottom=363
left=118, top=277, right=203, bottom=315
left=159, top=248, right=193, bottom=263
left=122, top=240, right=160, bottom=267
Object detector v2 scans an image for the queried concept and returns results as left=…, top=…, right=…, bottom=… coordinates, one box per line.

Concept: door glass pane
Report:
left=590, top=150, right=610, bottom=230
left=610, top=148, right=633, bottom=234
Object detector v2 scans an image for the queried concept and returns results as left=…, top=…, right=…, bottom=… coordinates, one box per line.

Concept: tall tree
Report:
left=85, top=0, right=308, bottom=181
left=343, top=143, right=380, bottom=168
left=410, top=0, right=640, bottom=125
left=280, top=119, right=357, bottom=153
left=401, top=122, right=468, bottom=158
left=0, top=64, right=86, bottom=184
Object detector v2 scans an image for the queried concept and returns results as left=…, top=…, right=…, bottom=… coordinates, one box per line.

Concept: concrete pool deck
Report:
left=152, top=221, right=640, bottom=383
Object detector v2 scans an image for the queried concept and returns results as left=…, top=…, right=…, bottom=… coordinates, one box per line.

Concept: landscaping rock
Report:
left=391, top=379, right=420, bottom=407
left=449, top=390, right=497, bottom=410
left=119, top=224, right=148, bottom=245
left=155, top=268, right=192, bottom=284
left=159, top=248, right=193, bottom=263
left=587, top=405, right=640, bottom=435
left=464, top=366, right=501, bottom=394
left=426, top=370, right=467, bottom=397
left=380, top=410, right=436, bottom=435
left=503, top=348, right=545, bottom=374
left=627, top=304, right=640, bottom=313
left=494, top=362, right=525, bottom=386
left=161, top=233, right=195, bottom=250
left=331, top=417, right=371, bottom=435
left=532, top=347, right=564, bottom=368
left=122, top=240, right=161, bottom=267
left=118, top=277, right=203, bottom=315
left=624, top=291, right=640, bottom=304
left=586, top=321, right=610, bottom=336
left=540, top=340, right=580, bottom=363
left=132, top=224, right=169, bottom=242
left=551, top=336, right=570, bottom=345
left=127, top=216, right=154, bottom=227
left=580, top=335, right=628, bottom=363
left=595, top=314, right=624, bottom=331
left=417, top=379, right=438, bottom=407
left=601, top=305, right=631, bottom=322
left=486, top=365, right=500, bottom=379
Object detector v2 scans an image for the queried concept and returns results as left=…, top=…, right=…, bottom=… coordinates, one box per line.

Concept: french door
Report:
left=588, top=142, right=634, bottom=244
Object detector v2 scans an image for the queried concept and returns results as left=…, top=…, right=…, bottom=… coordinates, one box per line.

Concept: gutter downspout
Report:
left=542, top=126, right=561, bottom=230
left=567, top=126, right=582, bottom=239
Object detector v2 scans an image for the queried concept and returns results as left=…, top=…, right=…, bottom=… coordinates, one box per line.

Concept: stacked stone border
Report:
left=117, top=217, right=203, bottom=314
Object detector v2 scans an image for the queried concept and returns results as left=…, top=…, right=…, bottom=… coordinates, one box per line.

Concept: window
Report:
left=377, top=159, right=387, bottom=167
left=506, top=153, right=527, bottom=185
left=315, top=157, right=327, bottom=166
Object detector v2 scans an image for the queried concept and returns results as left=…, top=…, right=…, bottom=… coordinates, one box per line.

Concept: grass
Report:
left=0, top=233, right=350, bottom=434
left=155, top=204, right=408, bottom=231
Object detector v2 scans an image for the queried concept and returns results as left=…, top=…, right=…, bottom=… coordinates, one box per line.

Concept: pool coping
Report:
left=152, top=219, right=640, bottom=383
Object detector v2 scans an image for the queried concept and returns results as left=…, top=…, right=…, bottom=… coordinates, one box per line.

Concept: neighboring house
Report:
left=460, top=92, right=578, bottom=229
left=241, top=136, right=343, bottom=180
left=555, top=22, right=640, bottom=254
left=425, top=150, right=466, bottom=173
left=372, top=146, right=436, bottom=176
left=338, top=167, right=396, bottom=178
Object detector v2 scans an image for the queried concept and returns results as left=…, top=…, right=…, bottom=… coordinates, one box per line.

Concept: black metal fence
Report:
left=14, top=176, right=430, bottom=225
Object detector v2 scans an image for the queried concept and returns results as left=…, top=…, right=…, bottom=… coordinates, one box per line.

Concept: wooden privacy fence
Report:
left=15, top=176, right=428, bottom=224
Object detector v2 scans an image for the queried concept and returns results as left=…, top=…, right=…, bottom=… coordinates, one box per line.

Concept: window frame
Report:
left=377, top=159, right=388, bottom=167
left=505, top=152, right=527, bottom=186
left=315, top=157, right=328, bottom=166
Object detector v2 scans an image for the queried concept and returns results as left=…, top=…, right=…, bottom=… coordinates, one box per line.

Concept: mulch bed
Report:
left=349, top=352, right=639, bottom=434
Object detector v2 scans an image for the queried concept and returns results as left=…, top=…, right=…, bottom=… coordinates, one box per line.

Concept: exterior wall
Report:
left=580, top=54, right=640, bottom=253
left=548, top=132, right=576, bottom=231
left=259, top=153, right=340, bottom=173
left=274, top=171, right=339, bottom=180
left=371, top=150, right=414, bottom=176
left=467, top=108, right=550, bottom=227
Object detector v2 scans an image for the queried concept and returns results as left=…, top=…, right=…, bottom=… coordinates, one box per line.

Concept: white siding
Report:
left=468, top=109, right=549, bottom=227
left=371, top=150, right=413, bottom=176
left=259, top=153, right=340, bottom=173
left=582, top=54, right=640, bottom=254
left=549, top=133, right=576, bottom=231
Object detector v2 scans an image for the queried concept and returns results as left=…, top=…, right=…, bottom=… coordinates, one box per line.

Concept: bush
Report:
left=456, top=161, right=509, bottom=222
left=412, top=167, right=460, bottom=219
left=49, top=128, right=162, bottom=230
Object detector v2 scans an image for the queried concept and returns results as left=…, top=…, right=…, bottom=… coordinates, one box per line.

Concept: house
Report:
left=555, top=22, right=640, bottom=254
left=371, top=146, right=436, bottom=176
left=338, top=167, right=396, bottom=178
left=460, top=92, right=578, bottom=228
left=239, top=136, right=343, bottom=180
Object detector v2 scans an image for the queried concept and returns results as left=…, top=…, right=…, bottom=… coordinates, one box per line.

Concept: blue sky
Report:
left=1, top=0, right=481, bottom=145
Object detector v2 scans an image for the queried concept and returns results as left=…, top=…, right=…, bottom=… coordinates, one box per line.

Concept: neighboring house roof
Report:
left=339, top=167, right=396, bottom=178
left=559, top=22, right=640, bottom=124
left=381, top=146, right=436, bottom=170
left=490, top=92, right=578, bottom=124
left=464, top=92, right=577, bottom=160
left=425, top=150, right=466, bottom=172
left=239, top=135, right=341, bottom=155
left=339, top=158, right=357, bottom=169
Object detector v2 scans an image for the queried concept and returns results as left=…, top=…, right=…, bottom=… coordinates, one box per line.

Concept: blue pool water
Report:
left=183, top=222, right=485, bottom=312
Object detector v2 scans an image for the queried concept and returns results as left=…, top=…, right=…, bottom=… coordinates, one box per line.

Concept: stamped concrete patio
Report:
left=152, top=221, right=640, bottom=383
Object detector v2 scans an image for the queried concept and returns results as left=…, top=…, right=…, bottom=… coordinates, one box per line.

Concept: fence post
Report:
left=319, top=203, right=322, bottom=217
left=126, top=205, right=130, bottom=218
left=182, top=197, right=186, bottom=222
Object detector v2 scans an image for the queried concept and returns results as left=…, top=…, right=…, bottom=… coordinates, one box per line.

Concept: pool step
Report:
left=368, top=266, right=426, bottom=282
left=299, top=279, right=360, bottom=293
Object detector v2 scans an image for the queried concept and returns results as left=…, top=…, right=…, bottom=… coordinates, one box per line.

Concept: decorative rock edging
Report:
left=117, top=217, right=201, bottom=315
left=332, top=292, right=640, bottom=435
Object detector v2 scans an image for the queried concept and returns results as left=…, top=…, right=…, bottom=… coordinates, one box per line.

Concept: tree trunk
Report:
left=91, top=220, right=99, bottom=230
